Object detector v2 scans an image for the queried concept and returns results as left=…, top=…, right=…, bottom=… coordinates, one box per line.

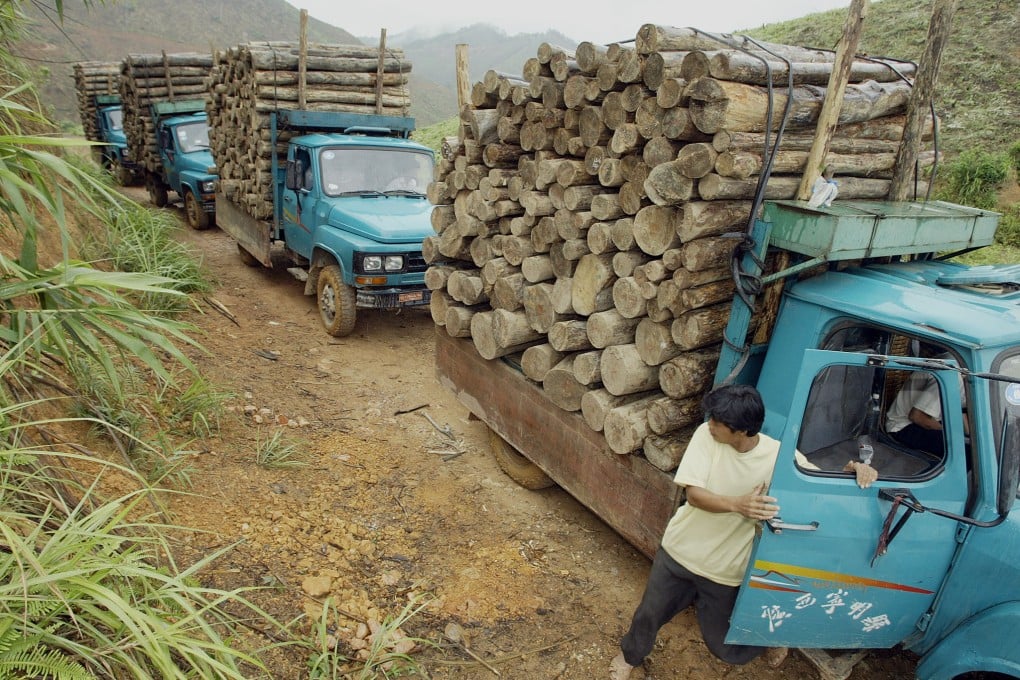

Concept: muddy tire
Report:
left=184, top=190, right=211, bottom=230
left=146, top=174, right=169, bottom=208
left=114, top=163, right=134, bottom=187
left=488, top=427, right=556, bottom=490
left=316, top=264, right=357, bottom=337
left=237, top=243, right=260, bottom=267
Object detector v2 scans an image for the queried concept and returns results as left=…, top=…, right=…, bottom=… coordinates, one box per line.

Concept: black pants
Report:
left=890, top=423, right=945, bottom=456
left=620, top=547, right=765, bottom=666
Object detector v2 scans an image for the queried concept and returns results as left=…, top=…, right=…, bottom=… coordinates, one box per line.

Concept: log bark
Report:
left=603, top=395, right=661, bottom=454
left=549, top=319, right=593, bottom=352
left=687, top=77, right=911, bottom=134
left=581, top=388, right=655, bottom=433
left=643, top=430, right=694, bottom=472
left=658, top=348, right=720, bottom=399
left=633, top=205, right=682, bottom=255
left=571, top=253, right=617, bottom=316
left=587, top=309, right=643, bottom=348
left=635, top=317, right=683, bottom=366
left=601, top=344, right=660, bottom=396
left=521, top=343, right=566, bottom=382
left=647, top=396, right=702, bottom=435
left=542, top=356, right=589, bottom=412
left=572, top=350, right=603, bottom=385
left=670, top=303, right=732, bottom=350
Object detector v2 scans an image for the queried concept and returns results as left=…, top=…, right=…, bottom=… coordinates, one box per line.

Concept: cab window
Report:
left=796, top=326, right=966, bottom=482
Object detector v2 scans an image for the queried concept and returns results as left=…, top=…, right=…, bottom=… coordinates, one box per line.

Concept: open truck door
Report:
left=727, top=349, right=968, bottom=649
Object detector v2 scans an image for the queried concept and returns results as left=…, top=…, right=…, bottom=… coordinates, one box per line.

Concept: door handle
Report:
left=765, top=518, right=820, bottom=534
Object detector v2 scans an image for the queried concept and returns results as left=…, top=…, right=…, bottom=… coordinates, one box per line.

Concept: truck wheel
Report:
left=488, top=427, right=556, bottom=490
left=237, top=243, right=260, bottom=267
left=112, top=160, right=133, bottom=187
left=317, top=264, right=357, bottom=337
left=146, top=174, right=169, bottom=208
left=184, top=191, right=211, bottom=230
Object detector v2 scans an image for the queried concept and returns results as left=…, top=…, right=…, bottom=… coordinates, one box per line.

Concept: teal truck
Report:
left=216, top=109, right=435, bottom=337
left=436, top=199, right=1020, bottom=679
left=144, top=100, right=218, bottom=230
left=89, top=94, right=138, bottom=186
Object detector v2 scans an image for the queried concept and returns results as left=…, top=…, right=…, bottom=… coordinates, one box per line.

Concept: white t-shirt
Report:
left=661, top=422, right=781, bottom=586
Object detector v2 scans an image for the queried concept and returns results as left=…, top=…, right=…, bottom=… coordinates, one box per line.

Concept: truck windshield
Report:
left=318, top=148, right=433, bottom=197
left=105, top=109, right=123, bottom=131
left=175, top=121, right=210, bottom=153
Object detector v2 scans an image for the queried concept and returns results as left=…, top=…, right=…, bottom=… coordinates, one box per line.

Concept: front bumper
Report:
left=355, top=286, right=431, bottom=309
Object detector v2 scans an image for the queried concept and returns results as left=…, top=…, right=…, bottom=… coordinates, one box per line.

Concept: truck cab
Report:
left=92, top=95, right=137, bottom=186
left=217, top=108, right=435, bottom=338
left=714, top=201, right=1020, bottom=679
left=147, top=101, right=217, bottom=230
left=282, top=133, right=434, bottom=335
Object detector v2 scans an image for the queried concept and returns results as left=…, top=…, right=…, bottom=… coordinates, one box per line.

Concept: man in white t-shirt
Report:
left=885, top=364, right=966, bottom=456
left=610, top=384, right=875, bottom=679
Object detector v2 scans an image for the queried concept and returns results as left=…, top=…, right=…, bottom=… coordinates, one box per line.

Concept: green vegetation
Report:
left=306, top=595, right=436, bottom=679
left=254, top=428, right=308, bottom=468
left=412, top=117, right=458, bottom=154
left=745, top=0, right=1020, bottom=161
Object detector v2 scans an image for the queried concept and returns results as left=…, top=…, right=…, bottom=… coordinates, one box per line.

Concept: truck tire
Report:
left=237, top=243, right=260, bottom=267
left=112, top=161, right=134, bottom=187
left=488, top=427, right=556, bottom=490
left=146, top=174, right=169, bottom=208
left=184, top=190, right=211, bottom=230
left=316, top=264, right=357, bottom=337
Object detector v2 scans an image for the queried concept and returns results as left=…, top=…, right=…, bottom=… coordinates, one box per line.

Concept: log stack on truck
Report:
left=430, top=20, right=1020, bottom=680
left=119, top=52, right=218, bottom=229
left=73, top=60, right=137, bottom=185
left=207, top=38, right=436, bottom=336
left=428, top=24, right=932, bottom=469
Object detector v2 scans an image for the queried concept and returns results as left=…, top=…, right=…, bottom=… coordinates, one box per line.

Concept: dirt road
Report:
left=144, top=190, right=918, bottom=679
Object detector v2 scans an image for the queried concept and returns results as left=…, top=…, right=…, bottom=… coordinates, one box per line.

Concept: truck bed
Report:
left=434, top=330, right=681, bottom=559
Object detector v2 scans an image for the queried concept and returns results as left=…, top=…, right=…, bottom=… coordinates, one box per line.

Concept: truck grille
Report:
left=406, top=253, right=427, bottom=273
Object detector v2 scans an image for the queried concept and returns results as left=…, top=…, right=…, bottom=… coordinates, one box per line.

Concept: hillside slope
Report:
left=745, top=0, right=1020, bottom=157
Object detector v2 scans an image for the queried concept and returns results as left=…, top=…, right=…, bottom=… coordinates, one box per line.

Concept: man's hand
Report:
left=685, top=483, right=779, bottom=519
left=844, top=460, right=879, bottom=488
left=735, top=482, right=780, bottom=520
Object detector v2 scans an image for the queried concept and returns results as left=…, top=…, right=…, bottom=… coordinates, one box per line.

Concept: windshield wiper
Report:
left=337, top=190, right=385, bottom=198
left=382, top=189, right=426, bottom=198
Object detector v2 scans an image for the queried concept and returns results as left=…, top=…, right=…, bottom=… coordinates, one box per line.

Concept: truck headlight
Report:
left=201, top=180, right=216, bottom=193
left=384, top=255, right=404, bottom=271
left=119, top=148, right=130, bottom=160
left=362, top=256, right=383, bottom=272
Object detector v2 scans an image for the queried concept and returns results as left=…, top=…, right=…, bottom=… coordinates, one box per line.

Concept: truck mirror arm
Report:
left=871, top=487, right=1007, bottom=568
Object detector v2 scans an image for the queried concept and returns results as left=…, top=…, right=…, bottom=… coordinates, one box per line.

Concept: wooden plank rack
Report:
left=434, top=329, right=681, bottom=559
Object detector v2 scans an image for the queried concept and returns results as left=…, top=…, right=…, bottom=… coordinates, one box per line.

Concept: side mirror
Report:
left=285, top=161, right=299, bottom=191
left=996, top=403, right=1020, bottom=516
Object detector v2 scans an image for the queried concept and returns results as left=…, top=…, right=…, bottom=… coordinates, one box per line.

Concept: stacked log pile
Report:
left=73, top=61, right=121, bottom=141
left=206, top=42, right=412, bottom=220
left=119, top=52, right=215, bottom=172
left=427, top=24, right=933, bottom=471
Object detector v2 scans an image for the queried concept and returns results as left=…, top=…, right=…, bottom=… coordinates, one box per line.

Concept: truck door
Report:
left=160, top=127, right=180, bottom=192
left=726, top=349, right=968, bottom=649
left=280, top=147, right=316, bottom=260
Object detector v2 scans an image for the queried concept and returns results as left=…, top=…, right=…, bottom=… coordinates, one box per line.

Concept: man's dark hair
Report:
left=701, top=384, right=765, bottom=436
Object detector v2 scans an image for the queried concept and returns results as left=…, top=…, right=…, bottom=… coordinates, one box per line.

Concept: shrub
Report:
left=936, top=149, right=1009, bottom=209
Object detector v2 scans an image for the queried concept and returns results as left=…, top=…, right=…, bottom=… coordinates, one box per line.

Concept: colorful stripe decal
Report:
left=751, top=560, right=934, bottom=595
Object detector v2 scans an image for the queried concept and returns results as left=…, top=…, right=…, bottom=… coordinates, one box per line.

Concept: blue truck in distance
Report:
left=144, top=100, right=218, bottom=230
left=215, top=109, right=435, bottom=337
left=90, top=94, right=139, bottom=186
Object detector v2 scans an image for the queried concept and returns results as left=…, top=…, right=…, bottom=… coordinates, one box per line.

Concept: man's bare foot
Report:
left=763, top=646, right=789, bottom=668
left=609, top=652, right=635, bottom=679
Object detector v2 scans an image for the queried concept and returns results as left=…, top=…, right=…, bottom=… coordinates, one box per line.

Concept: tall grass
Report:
left=0, top=2, right=298, bottom=675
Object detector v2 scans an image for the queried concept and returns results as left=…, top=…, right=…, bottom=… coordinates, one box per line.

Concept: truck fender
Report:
left=305, top=249, right=345, bottom=297
left=916, top=602, right=1020, bottom=680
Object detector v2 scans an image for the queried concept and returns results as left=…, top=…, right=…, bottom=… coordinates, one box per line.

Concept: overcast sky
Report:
left=289, top=1, right=855, bottom=45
